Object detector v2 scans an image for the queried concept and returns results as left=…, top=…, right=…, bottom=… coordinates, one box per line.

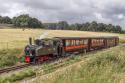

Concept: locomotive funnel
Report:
left=29, top=37, right=32, bottom=45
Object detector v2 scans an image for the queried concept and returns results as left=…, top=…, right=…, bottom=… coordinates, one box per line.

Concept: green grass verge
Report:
left=39, top=46, right=125, bottom=83
left=0, top=69, right=35, bottom=83
left=0, top=49, right=23, bottom=68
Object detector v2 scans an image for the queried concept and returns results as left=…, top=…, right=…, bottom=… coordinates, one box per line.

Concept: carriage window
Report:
left=92, top=40, right=94, bottom=43
left=66, top=40, right=70, bottom=46
left=99, top=39, right=102, bottom=43
left=96, top=40, right=98, bottom=43
left=98, top=40, right=100, bottom=43
left=94, top=40, right=96, bottom=44
left=101, top=39, right=103, bottom=43
left=96, top=40, right=98, bottom=44
left=84, top=39, right=88, bottom=45
left=76, top=40, right=80, bottom=45
left=73, top=40, right=76, bottom=46
left=98, top=39, right=101, bottom=43
left=92, top=39, right=95, bottom=44
left=70, top=40, right=73, bottom=46
left=79, top=40, right=83, bottom=45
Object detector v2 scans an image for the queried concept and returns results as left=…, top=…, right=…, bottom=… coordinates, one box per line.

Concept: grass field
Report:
left=1, top=45, right=125, bottom=83
left=0, top=28, right=125, bottom=82
left=0, top=29, right=125, bottom=49
left=0, top=28, right=125, bottom=67
left=29, top=45, right=125, bottom=83
left=0, top=28, right=125, bottom=68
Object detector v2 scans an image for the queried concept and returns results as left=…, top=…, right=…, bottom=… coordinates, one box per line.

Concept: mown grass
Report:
left=29, top=46, right=125, bottom=83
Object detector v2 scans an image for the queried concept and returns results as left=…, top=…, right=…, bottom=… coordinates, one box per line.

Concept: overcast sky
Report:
left=0, top=0, right=125, bottom=29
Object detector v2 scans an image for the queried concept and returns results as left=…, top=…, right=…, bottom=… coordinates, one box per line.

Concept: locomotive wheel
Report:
left=32, top=58, right=37, bottom=64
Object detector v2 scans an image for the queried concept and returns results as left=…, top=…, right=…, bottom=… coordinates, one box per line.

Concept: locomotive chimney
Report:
left=29, top=37, right=32, bottom=45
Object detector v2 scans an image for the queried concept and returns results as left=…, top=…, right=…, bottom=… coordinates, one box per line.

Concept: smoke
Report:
left=39, top=32, right=49, bottom=39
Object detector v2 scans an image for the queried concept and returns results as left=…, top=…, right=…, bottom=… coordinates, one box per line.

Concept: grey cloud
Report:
left=0, top=0, right=125, bottom=29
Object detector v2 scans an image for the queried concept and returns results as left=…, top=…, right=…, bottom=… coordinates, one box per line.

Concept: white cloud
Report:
left=118, top=14, right=125, bottom=19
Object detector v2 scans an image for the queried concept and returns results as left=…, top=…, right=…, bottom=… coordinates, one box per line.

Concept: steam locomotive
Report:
left=24, top=36, right=119, bottom=63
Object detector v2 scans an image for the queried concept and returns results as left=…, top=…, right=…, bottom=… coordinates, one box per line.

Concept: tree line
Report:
left=0, top=14, right=124, bottom=33
left=0, top=16, right=12, bottom=24
left=0, top=14, right=43, bottom=28
left=44, top=21, right=124, bottom=33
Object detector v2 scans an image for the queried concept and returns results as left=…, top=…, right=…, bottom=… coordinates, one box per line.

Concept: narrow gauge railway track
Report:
left=0, top=56, right=72, bottom=75
left=0, top=64, right=31, bottom=74
left=0, top=43, right=124, bottom=75
left=0, top=51, right=98, bottom=75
